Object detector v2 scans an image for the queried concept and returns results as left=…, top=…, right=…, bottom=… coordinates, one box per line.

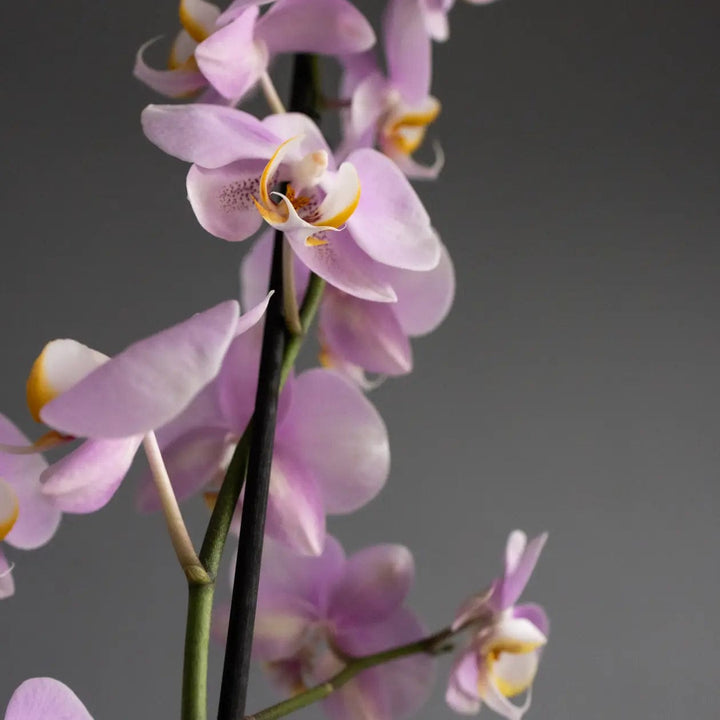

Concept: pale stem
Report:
left=260, top=72, right=286, bottom=114
left=142, top=432, right=210, bottom=585
left=282, top=237, right=303, bottom=335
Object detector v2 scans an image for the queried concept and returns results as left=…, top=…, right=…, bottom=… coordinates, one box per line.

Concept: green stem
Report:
left=182, top=584, right=214, bottom=720
left=180, top=272, right=326, bottom=720
left=245, top=628, right=455, bottom=720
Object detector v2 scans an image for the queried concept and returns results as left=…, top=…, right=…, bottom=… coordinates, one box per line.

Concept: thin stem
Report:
left=282, top=238, right=303, bottom=335
left=142, top=432, right=209, bottom=585
left=245, top=629, right=455, bottom=720
left=259, top=72, right=286, bottom=114
left=218, top=227, right=286, bottom=720
left=182, top=584, right=214, bottom=720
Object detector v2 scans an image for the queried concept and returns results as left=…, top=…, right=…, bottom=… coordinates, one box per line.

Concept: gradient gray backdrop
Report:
left=2, top=0, right=719, bottom=718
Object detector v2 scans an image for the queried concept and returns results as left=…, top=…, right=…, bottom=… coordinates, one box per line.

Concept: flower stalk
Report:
left=245, top=628, right=455, bottom=720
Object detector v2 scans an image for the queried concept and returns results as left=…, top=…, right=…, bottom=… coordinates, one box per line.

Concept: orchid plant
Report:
left=1, top=1, right=549, bottom=719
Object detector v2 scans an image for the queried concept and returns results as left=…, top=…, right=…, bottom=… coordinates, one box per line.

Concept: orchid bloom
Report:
left=0, top=299, right=267, bottom=516
left=142, top=104, right=442, bottom=301
left=138, top=326, right=389, bottom=556
left=0, top=415, right=61, bottom=599
left=246, top=536, right=435, bottom=720
left=241, top=230, right=455, bottom=386
left=4, top=678, right=92, bottom=720
left=339, top=0, right=443, bottom=179
left=446, top=531, right=549, bottom=720
left=134, top=0, right=375, bottom=103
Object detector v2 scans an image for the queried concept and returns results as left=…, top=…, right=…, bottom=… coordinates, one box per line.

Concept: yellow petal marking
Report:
left=317, top=182, right=361, bottom=230
left=179, top=0, right=214, bottom=43
left=385, top=100, right=441, bottom=157
left=0, top=481, right=19, bottom=541
left=26, top=345, right=57, bottom=423
left=259, top=137, right=297, bottom=209
left=203, top=491, right=218, bottom=511
left=305, top=235, right=328, bottom=247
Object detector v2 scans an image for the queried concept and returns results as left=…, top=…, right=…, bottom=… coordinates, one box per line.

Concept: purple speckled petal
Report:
left=256, top=0, right=375, bottom=56
left=195, top=7, right=268, bottom=101
left=0, top=415, right=59, bottom=550
left=346, top=149, right=440, bottom=271
left=382, top=242, right=455, bottom=337
left=40, top=437, right=143, bottom=513
left=5, top=678, right=93, bottom=720
left=513, top=603, right=550, bottom=638
left=136, top=427, right=230, bottom=512
left=384, top=0, right=431, bottom=102
left=286, top=228, right=396, bottom=302
left=0, top=548, right=15, bottom=599
left=142, top=104, right=279, bottom=168
left=257, top=534, right=345, bottom=617
left=134, top=39, right=208, bottom=98
left=265, top=448, right=325, bottom=556
left=279, top=369, right=389, bottom=514
left=446, top=650, right=481, bottom=714
left=41, top=301, right=241, bottom=438
left=187, top=160, right=266, bottom=242
left=320, top=287, right=412, bottom=375
left=329, top=544, right=414, bottom=626
left=332, top=607, right=435, bottom=720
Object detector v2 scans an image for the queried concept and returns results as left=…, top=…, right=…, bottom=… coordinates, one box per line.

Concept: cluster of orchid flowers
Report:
left=2, top=0, right=550, bottom=719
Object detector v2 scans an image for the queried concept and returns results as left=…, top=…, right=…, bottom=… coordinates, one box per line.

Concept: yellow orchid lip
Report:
left=384, top=98, right=441, bottom=157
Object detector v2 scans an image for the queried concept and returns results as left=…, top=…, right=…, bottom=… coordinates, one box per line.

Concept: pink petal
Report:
left=134, top=38, right=208, bottom=98
left=493, top=532, right=548, bottom=611
left=252, top=591, right=317, bottom=661
left=265, top=448, right=326, bottom=556
left=320, top=287, right=413, bottom=375
left=446, top=651, right=482, bottom=714
left=279, top=369, right=389, bottom=514
left=329, top=544, right=414, bottom=625
left=384, top=0, right=432, bottom=103
left=257, top=534, right=346, bottom=615
left=40, top=301, right=241, bottom=438
left=346, top=149, right=440, bottom=271
left=256, top=0, right=375, bottom=56
left=285, top=228, right=396, bottom=302
left=142, top=103, right=280, bottom=169
left=0, top=415, right=59, bottom=550
left=195, top=7, right=268, bottom=101
left=187, top=161, right=266, bottom=242
left=40, top=437, right=143, bottom=513
left=261, top=113, right=335, bottom=168
left=5, top=678, right=93, bottom=720
left=382, top=242, right=455, bottom=336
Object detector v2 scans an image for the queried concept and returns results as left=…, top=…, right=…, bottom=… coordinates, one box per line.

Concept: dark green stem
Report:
left=245, top=629, right=455, bottom=720
left=182, top=584, right=215, bottom=720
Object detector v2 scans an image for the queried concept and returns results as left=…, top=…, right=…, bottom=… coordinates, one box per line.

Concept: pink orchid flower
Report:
left=134, top=0, right=375, bottom=102
left=339, top=0, right=443, bottom=179
left=247, top=535, right=435, bottom=720
left=446, top=531, right=549, bottom=720
left=142, top=104, right=441, bottom=302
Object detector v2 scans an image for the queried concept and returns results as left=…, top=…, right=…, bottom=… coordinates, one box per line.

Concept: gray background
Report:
left=2, top=0, right=719, bottom=718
